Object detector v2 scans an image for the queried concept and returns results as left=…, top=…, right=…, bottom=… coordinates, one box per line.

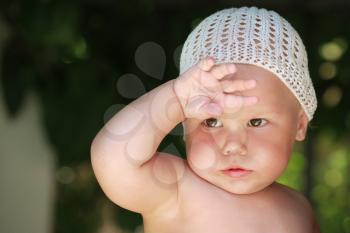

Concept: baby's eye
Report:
left=202, top=118, right=223, bottom=128
left=247, top=118, right=268, bottom=127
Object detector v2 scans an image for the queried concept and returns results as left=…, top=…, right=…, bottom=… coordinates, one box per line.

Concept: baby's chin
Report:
left=213, top=180, right=265, bottom=195
left=192, top=167, right=272, bottom=195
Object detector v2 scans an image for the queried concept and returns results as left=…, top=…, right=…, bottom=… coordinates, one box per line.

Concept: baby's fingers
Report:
left=221, top=79, right=256, bottom=93
left=197, top=57, right=216, bottom=72
left=224, top=95, right=258, bottom=111
left=210, top=63, right=237, bottom=80
left=186, top=96, right=222, bottom=119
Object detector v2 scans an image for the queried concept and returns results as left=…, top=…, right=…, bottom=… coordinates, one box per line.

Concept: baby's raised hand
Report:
left=173, top=57, right=258, bottom=120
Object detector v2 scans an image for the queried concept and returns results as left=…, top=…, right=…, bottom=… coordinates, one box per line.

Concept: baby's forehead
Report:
left=228, top=63, right=279, bottom=86
left=220, top=103, right=282, bottom=120
left=227, top=64, right=296, bottom=103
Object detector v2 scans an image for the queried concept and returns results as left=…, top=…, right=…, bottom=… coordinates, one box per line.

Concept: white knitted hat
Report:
left=179, top=6, right=317, bottom=120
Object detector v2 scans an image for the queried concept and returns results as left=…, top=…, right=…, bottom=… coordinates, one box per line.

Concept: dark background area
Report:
left=0, top=0, right=349, bottom=232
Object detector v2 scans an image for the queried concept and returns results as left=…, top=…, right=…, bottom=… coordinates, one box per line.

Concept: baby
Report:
left=91, top=6, right=321, bottom=233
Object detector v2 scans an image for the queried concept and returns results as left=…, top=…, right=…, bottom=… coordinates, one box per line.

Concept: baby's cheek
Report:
left=258, top=141, right=291, bottom=177
left=188, top=140, right=218, bottom=171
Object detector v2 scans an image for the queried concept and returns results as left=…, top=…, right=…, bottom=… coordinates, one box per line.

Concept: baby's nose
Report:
left=222, top=130, right=247, bottom=156
left=223, top=144, right=247, bottom=156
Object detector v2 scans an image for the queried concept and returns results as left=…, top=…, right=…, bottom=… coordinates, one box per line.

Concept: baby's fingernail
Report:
left=246, top=80, right=256, bottom=88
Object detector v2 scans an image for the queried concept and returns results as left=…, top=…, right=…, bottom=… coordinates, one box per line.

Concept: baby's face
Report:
left=183, top=63, right=308, bottom=195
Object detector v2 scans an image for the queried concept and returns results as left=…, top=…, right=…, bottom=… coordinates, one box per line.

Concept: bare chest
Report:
left=144, top=200, right=309, bottom=233
left=142, top=171, right=312, bottom=233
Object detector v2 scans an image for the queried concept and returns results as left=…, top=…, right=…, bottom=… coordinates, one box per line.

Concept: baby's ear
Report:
left=295, top=109, right=308, bottom=141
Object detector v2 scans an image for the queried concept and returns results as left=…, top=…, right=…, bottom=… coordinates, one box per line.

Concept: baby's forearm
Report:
left=92, top=79, right=185, bottom=167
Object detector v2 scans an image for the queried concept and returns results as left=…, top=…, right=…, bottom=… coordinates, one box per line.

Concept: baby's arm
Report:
left=90, top=79, right=185, bottom=215
left=90, top=57, right=257, bottom=216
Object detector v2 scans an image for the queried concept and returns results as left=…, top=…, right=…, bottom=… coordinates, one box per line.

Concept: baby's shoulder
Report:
left=273, top=182, right=313, bottom=210
left=254, top=182, right=318, bottom=232
left=271, top=182, right=315, bottom=223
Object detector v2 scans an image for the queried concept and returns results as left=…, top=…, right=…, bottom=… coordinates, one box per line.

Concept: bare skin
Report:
left=91, top=57, right=321, bottom=233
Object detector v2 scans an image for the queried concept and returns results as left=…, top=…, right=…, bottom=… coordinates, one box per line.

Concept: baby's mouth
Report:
left=221, top=167, right=252, bottom=178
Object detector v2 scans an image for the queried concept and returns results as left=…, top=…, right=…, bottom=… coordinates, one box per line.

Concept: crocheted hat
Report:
left=179, top=6, right=317, bottom=120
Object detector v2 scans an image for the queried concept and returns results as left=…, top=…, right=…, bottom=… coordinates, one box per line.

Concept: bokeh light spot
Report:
left=56, top=166, right=75, bottom=184
left=319, top=62, right=337, bottom=80
left=324, top=169, right=343, bottom=187
left=319, top=41, right=344, bottom=61
left=322, top=85, right=342, bottom=107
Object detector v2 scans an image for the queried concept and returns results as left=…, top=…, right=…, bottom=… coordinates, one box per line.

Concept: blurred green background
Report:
left=0, top=0, right=349, bottom=233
